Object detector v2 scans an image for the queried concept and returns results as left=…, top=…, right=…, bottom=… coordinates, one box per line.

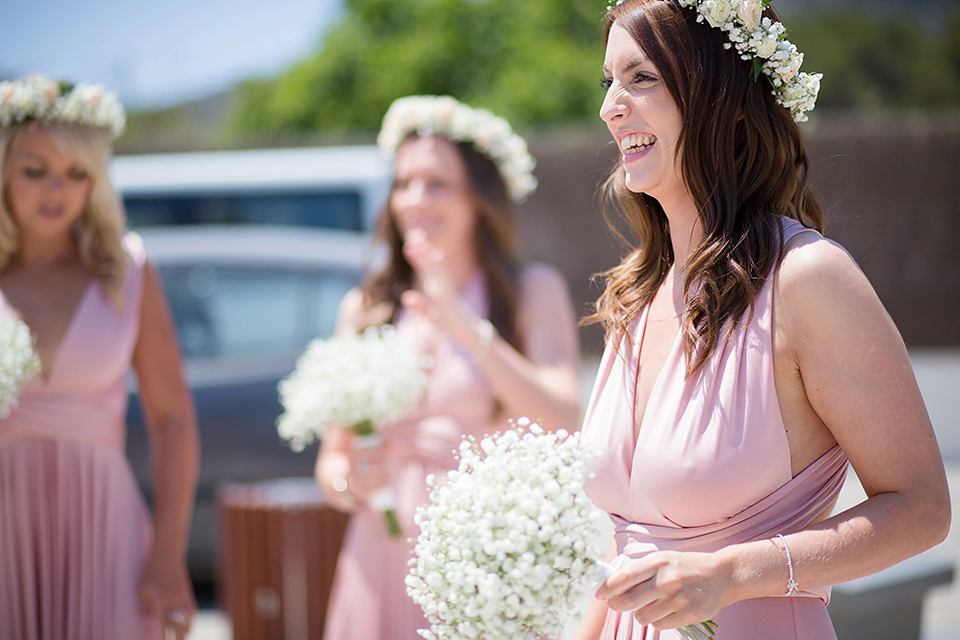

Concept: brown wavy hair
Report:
left=360, top=136, right=522, bottom=351
left=0, top=122, right=128, bottom=308
left=587, top=0, right=824, bottom=375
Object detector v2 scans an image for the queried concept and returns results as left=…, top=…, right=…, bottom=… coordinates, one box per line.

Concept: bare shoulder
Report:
left=774, top=232, right=883, bottom=336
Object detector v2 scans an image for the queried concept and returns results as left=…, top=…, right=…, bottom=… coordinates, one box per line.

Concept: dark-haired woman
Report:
left=315, top=95, right=581, bottom=640
left=576, top=2, right=950, bottom=639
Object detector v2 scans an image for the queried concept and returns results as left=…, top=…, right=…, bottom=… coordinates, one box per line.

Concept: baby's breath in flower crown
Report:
left=377, top=95, right=538, bottom=202
left=0, top=315, right=41, bottom=419
left=0, top=74, right=126, bottom=139
left=608, top=0, right=821, bottom=122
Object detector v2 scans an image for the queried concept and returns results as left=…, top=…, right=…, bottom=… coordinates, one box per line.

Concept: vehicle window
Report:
left=125, top=191, right=363, bottom=231
left=158, top=263, right=356, bottom=359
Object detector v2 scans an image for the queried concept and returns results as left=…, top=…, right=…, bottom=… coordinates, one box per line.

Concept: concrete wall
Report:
left=518, top=114, right=960, bottom=354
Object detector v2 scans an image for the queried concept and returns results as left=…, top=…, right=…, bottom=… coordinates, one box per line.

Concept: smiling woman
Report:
left=575, top=2, right=951, bottom=640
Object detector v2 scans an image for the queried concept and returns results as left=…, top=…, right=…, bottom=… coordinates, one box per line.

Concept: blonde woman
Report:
left=0, top=75, right=199, bottom=640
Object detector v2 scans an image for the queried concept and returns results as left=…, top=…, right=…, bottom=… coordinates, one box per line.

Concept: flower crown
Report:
left=377, top=95, right=537, bottom=202
left=608, top=0, right=821, bottom=122
left=0, top=74, right=126, bottom=139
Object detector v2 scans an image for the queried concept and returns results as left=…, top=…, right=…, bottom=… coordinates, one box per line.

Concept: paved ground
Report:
left=187, top=349, right=960, bottom=640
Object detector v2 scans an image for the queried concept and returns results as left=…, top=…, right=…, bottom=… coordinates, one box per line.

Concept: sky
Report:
left=1, top=0, right=343, bottom=110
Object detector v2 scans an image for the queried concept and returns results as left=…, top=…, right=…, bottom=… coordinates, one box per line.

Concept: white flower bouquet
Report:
left=407, top=418, right=608, bottom=639
left=407, top=417, right=717, bottom=640
left=0, top=315, right=41, bottom=419
left=277, top=324, right=429, bottom=537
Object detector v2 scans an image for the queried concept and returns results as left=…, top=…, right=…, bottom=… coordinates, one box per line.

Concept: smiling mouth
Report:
left=621, top=133, right=657, bottom=155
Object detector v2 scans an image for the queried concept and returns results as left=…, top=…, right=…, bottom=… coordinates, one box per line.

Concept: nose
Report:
left=599, top=87, right=628, bottom=124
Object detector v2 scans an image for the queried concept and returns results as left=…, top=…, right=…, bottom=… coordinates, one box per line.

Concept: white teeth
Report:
left=621, top=133, right=656, bottom=154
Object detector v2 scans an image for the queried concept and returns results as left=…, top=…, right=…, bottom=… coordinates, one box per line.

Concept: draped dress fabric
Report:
left=323, top=272, right=501, bottom=640
left=0, top=233, right=160, bottom=640
left=580, top=218, right=849, bottom=640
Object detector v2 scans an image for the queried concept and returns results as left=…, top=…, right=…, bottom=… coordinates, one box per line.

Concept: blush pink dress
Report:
left=0, top=233, right=161, bottom=640
left=581, top=218, right=849, bottom=640
left=323, top=273, right=501, bottom=640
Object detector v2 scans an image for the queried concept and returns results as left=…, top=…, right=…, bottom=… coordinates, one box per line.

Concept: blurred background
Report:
left=4, top=0, right=959, bottom=638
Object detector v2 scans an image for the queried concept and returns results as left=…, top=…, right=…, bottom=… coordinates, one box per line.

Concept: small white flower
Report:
left=0, top=315, right=41, bottom=418
left=276, top=324, right=429, bottom=451
left=407, top=418, right=607, bottom=639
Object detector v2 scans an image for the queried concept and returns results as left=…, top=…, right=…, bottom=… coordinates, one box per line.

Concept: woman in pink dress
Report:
left=575, top=2, right=951, bottom=639
left=314, top=95, right=582, bottom=639
left=0, top=75, right=199, bottom=639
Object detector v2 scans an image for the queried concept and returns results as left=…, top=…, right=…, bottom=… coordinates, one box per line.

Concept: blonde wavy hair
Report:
left=0, top=122, right=128, bottom=307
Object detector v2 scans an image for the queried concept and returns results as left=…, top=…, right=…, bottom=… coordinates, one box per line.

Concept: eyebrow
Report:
left=602, top=56, right=648, bottom=76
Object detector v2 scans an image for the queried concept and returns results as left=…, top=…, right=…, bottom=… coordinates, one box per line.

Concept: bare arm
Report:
left=132, top=261, right=200, bottom=636
left=719, top=236, right=950, bottom=597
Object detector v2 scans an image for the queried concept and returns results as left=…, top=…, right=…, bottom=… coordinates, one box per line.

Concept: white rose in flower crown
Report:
left=702, top=0, right=735, bottom=29
left=736, top=0, right=763, bottom=32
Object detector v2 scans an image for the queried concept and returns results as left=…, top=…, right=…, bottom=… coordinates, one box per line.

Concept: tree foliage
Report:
left=226, top=0, right=607, bottom=135
left=221, top=1, right=960, bottom=138
left=788, top=7, right=960, bottom=110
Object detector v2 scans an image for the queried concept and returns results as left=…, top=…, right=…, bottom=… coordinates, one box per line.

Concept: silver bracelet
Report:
left=472, top=319, right=494, bottom=362
left=777, top=533, right=800, bottom=595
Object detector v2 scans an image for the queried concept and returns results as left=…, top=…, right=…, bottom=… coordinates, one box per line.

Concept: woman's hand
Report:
left=400, top=229, right=484, bottom=350
left=597, top=551, right=731, bottom=631
left=342, top=437, right=393, bottom=504
left=138, top=553, right=196, bottom=640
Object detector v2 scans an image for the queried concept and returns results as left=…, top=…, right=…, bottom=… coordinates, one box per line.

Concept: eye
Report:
left=23, top=167, right=45, bottom=178
left=600, top=77, right=613, bottom=91
left=631, top=70, right=658, bottom=85
left=68, top=167, right=89, bottom=181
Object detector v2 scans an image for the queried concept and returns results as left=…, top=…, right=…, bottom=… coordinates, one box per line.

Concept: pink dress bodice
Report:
left=0, top=234, right=144, bottom=451
left=580, top=218, right=849, bottom=639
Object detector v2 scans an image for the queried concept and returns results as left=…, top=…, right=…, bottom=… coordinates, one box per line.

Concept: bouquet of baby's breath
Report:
left=0, top=315, right=41, bottom=419
left=277, top=324, right=429, bottom=537
left=406, top=418, right=609, bottom=640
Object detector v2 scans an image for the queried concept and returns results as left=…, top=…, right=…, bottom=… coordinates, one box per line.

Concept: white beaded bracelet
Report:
left=777, top=533, right=800, bottom=595
left=472, top=319, right=494, bottom=362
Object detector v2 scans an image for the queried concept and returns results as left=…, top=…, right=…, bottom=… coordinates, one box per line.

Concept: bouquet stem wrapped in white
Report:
left=0, top=315, right=41, bottom=419
left=407, top=417, right=717, bottom=640
left=277, top=324, right=428, bottom=537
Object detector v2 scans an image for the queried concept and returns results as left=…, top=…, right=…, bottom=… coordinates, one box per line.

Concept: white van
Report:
left=110, top=145, right=392, bottom=232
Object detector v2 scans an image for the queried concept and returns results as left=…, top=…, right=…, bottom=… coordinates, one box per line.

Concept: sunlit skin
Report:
left=600, top=22, right=689, bottom=214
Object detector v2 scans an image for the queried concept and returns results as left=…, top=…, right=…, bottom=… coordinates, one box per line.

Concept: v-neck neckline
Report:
left=0, top=278, right=97, bottom=385
left=630, top=304, right=683, bottom=443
